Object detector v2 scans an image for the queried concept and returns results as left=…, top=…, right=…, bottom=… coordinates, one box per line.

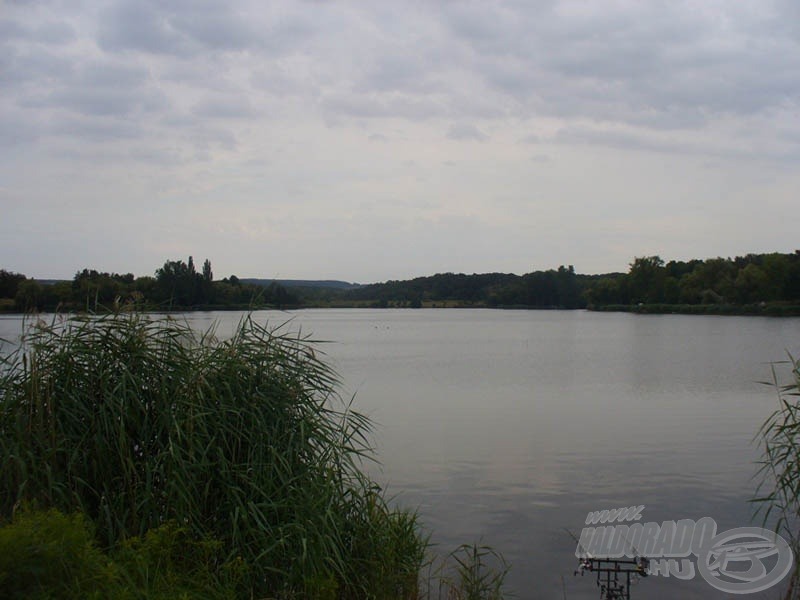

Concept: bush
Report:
left=0, top=313, right=426, bottom=598
left=0, top=508, right=244, bottom=599
left=0, top=508, right=115, bottom=599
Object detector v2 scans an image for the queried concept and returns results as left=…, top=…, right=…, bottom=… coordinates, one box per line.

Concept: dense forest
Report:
left=336, top=252, right=800, bottom=314
left=0, top=257, right=298, bottom=312
left=2, top=251, right=799, bottom=315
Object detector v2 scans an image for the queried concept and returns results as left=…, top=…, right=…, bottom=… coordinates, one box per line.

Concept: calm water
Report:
left=2, top=309, right=800, bottom=599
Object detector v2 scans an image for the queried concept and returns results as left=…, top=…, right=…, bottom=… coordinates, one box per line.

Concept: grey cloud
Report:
left=0, top=111, right=41, bottom=145
left=191, top=95, right=260, bottom=119
left=0, top=46, right=76, bottom=87
left=49, top=116, right=144, bottom=141
left=439, top=0, right=800, bottom=128
left=26, top=81, right=167, bottom=118
left=35, top=20, right=76, bottom=45
left=555, top=125, right=800, bottom=163
left=446, top=123, right=488, bottom=141
left=441, top=1, right=531, bottom=55
left=10, top=49, right=168, bottom=124
left=164, top=117, right=239, bottom=152
left=81, top=1, right=790, bottom=134
left=77, top=62, right=150, bottom=88
left=322, top=92, right=448, bottom=120
left=98, top=0, right=315, bottom=56
left=0, top=17, right=75, bottom=45
left=0, top=19, right=27, bottom=40
left=359, top=51, right=446, bottom=95
left=98, top=2, right=187, bottom=55
left=45, top=142, right=185, bottom=166
left=249, top=57, right=331, bottom=97
left=555, top=126, right=693, bottom=154
left=96, top=1, right=238, bottom=55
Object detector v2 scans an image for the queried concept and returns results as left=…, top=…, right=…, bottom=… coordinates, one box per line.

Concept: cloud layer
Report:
left=2, top=0, right=799, bottom=280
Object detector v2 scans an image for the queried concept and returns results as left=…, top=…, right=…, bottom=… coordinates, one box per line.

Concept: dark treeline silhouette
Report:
left=2, top=251, right=799, bottom=314
left=1, top=257, right=298, bottom=312
left=339, top=252, right=800, bottom=313
left=344, top=267, right=585, bottom=309
left=586, top=253, right=800, bottom=309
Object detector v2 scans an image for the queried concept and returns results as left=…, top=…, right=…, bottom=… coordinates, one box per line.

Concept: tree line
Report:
left=336, top=252, right=800, bottom=313
left=342, top=266, right=585, bottom=309
left=0, top=257, right=298, bottom=312
left=3, top=251, right=799, bottom=314
left=586, top=252, right=800, bottom=312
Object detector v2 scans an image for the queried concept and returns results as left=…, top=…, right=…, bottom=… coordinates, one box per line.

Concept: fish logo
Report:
left=697, top=527, right=793, bottom=594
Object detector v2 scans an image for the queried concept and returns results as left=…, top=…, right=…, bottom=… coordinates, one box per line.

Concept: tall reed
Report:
left=0, top=313, right=426, bottom=598
left=754, top=354, right=800, bottom=599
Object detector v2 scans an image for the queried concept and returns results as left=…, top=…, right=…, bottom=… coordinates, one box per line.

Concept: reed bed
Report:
left=754, top=355, right=800, bottom=599
left=0, top=313, right=426, bottom=598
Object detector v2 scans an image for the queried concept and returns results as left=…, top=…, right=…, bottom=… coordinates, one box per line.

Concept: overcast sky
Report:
left=2, top=0, right=799, bottom=282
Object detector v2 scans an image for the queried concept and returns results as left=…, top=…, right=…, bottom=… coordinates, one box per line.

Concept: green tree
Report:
left=628, top=256, right=666, bottom=303
left=584, top=277, right=624, bottom=306
left=72, top=269, right=132, bottom=308
left=14, top=280, right=44, bottom=311
left=679, top=258, right=737, bottom=304
left=154, top=257, right=206, bottom=306
left=734, top=264, right=770, bottom=304
left=556, top=265, right=581, bottom=308
left=760, top=253, right=791, bottom=301
left=0, top=270, right=26, bottom=299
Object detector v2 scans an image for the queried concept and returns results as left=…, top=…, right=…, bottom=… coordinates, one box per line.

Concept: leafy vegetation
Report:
left=332, top=252, right=800, bottom=312
left=343, top=268, right=583, bottom=309
left=0, top=313, right=427, bottom=598
left=0, top=507, right=512, bottom=599
left=0, top=508, right=245, bottom=599
left=3, top=258, right=299, bottom=312
left=2, top=250, right=799, bottom=314
left=754, top=354, right=800, bottom=598
left=585, top=253, right=800, bottom=308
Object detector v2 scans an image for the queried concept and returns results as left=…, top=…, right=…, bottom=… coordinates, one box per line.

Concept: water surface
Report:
left=3, top=309, right=799, bottom=599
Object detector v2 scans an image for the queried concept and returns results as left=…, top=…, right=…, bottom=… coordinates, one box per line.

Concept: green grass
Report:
left=0, top=312, right=427, bottom=598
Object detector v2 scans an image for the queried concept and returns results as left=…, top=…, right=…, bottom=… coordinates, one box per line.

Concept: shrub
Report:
left=0, top=508, right=243, bottom=599
left=0, top=313, right=426, bottom=598
left=0, top=508, right=115, bottom=599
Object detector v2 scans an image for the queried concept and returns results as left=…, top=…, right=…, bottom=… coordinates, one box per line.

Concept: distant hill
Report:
left=241, top=279, right=363, bottom=290
left=35, top=279, right=69, bottom=286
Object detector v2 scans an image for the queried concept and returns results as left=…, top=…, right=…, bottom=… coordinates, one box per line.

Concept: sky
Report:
left=2, top=0, right=799, bottom=283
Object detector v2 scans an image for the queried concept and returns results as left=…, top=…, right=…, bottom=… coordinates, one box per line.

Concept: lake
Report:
left=2, top=308, right=799, bottom=599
